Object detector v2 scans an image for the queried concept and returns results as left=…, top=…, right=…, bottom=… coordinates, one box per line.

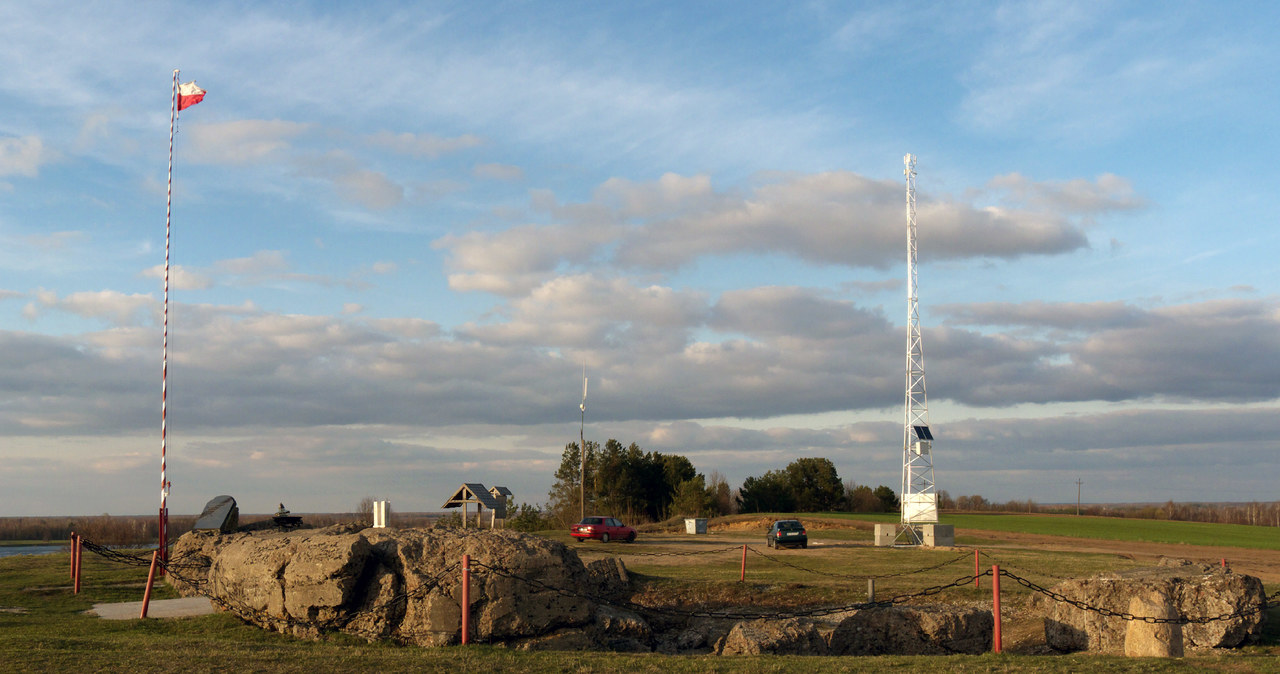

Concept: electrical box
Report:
left=922, top=524, right=954, bottom=547
left=903, top=493, right=938, bottom=523
left=874, top=524, right=896, bottom=547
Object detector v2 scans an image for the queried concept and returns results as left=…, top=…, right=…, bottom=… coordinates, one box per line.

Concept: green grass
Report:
left=812, top=512, right=1280, bottom=550
left=2, top=531, right=1277, bottom=672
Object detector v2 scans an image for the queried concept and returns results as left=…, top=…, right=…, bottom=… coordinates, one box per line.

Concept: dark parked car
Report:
left=570, top=516, right=637, bottom=543
left=766, top=519, right=807, bottom=549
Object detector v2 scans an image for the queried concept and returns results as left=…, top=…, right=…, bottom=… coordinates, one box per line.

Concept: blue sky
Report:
left=2, top=2, right=1278, bottom=516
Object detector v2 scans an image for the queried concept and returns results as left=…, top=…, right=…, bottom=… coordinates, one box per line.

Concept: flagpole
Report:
left=159, top=68, right=178, bottom=569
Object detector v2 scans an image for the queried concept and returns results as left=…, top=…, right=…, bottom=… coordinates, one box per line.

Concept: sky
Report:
left=2, top=1, right=1278, bottom=517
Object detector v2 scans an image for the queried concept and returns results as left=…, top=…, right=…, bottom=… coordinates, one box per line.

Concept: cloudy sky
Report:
left=2, top=2, right=1278, bottom=517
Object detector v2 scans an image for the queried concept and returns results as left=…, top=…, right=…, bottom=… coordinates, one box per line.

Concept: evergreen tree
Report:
left=546, top=440, right=597, bottom=524
left=736, top=470, right=795, bottom=513
left=783, top=457, right=845, bottom=512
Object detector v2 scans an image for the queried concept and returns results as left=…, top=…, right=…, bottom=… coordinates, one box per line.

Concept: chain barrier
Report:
left=77, top=537, right=208, bottom=571
left=606, top=544, right=745, bottom=558
left=472, top=558, right=989, bottom=621
left=1000, top=568, right=1279, bottom=625
left=746, top=546, right=972, bottom=581
left=76, top=534, right=1280, bottom=640
left=78, top=539, right=157, bottom=567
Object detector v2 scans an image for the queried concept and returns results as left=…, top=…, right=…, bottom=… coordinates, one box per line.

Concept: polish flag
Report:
left=177, top=81, right=206, bottom=111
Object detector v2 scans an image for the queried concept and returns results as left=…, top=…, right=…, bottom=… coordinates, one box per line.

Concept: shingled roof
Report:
left=442, top=483, right=503, bottom=510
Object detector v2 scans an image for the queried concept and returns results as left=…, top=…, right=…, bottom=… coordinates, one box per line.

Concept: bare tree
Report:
left=355, top=496, right=375, bottom=527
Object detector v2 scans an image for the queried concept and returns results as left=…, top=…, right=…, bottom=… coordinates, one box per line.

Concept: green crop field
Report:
left=811, top=512, right=1280, bottom=550
left=1, top=522, right=1277, bottom=673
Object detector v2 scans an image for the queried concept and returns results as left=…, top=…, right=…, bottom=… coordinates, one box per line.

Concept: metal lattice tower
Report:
left=900, top=153, right=938, bottom=544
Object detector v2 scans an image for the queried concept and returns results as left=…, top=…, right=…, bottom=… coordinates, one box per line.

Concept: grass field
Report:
left=807, top=512, right=1280, bottom=551
left=1, top=516, right=1278, bottom=673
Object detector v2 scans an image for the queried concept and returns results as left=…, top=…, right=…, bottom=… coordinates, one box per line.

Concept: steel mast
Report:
left=900, top=153, right=938, bottom=545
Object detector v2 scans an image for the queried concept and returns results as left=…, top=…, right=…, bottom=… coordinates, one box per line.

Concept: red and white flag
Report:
left=177, top=81, right=206, bottom=111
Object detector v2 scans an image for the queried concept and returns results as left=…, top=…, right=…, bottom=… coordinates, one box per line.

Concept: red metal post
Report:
left=69, top=532, right=77, bottom=580
left=73, top=535, right=82, bottom=595
left=158, top=506, right=168, bottom=577
left=740, top=544, right=747, bottom=582
left=992, top=565, right=1002, bottom=654
left=1222, top=558, right=1227, bottom=569
left=140, top=550, right=160, bottom=619
left=974, top=548, right=980, bottom=589
left=460, top=554, right=470, bottom=645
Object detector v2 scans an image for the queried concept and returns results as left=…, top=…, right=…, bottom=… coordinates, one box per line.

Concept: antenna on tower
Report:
left=900, top=153, right=939, bottom=545
left=579, top=362, right=588, bottom=521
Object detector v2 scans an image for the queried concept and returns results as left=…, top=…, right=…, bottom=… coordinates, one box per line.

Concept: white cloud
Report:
left=436, top=223, right=620, bottom=296
left=986, top=173, right=1144, bottom=215
left=367, top=131, right=484, bottom=158
left=0, top=135, right=51, bottom=177
left=186, top=120, right=313, bottom=165
left=141, top=264, right=215, bottom=291
left=2, top=291, right=1279, bottom=510
left=216, top=250, right=290, bottom=275
left=33, top=289, right=154, bottom=326
left=457, top=274, right=708, bottom=351
left=940, top=300, right=1144, bottom=331
left=473, top=163, right=524, bottom=181
left=593, top=173, right=718, bottom=218
left=436, top=171, right=1096, bottom=292
left=22, top=231, right=86, bottom=250
left=333, top=169, right=404, bottom=210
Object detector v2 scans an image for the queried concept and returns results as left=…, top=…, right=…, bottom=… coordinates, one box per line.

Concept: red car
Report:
left=570, top=516, right=637, bottom=543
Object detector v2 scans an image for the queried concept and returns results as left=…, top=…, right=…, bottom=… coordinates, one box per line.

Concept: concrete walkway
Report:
left=88, top=596, right=216, bottom=620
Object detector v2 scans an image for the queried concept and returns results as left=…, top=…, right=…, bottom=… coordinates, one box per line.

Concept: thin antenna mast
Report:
left=579, top=364, right=588, bottom=521
left=900, top=153, right=938, bottom=545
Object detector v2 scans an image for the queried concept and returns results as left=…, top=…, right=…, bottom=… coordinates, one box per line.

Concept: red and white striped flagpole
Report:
left=159, top=69, right=179, bottom=569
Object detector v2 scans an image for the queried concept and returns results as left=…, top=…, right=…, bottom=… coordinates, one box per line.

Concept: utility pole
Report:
left=579, top=365, right=588, bottom=522
left=1076, top=479, right=1083, bottom=516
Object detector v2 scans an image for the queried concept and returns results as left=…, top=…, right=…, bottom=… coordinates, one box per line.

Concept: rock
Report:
left=827, top=605, right=993, bottom=655
left=716, top=617, right=828, bottom=656
left=167, top=526, right=617, bottom=647
left=585, top=557, right=630, bottom=598
left=591, top=604, right=653, bottom=653
left=1044, top=562, right=1264, bottom=652
left=516, top=627, right=597, bottom=651
left=655, top=627, right=707, bottom=653
left=1124, top=592, right=1183, bottom=657
left=594, top=604, right=651, bottom=640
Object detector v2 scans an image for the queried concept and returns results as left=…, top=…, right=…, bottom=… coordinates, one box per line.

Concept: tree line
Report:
left=945, top=493, right=1280, bottom=526
left=541, top=441, right=901, bottom=526
left=736, top=457, right=898, bottom=514
left=545, top=439, right=728, bottom=526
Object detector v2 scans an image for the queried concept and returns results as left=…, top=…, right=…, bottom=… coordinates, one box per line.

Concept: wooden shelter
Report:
left=441, top=483, right=509, bottom=528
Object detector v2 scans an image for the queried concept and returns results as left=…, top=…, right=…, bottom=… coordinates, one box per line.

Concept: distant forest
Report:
left=0, top=509, right=440, bottom=546
left=4, top=462, right=1276, bottom=546
left=962, top=496, right=1280, bottom=527
left=2, top=497, right=1276, bottom=547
